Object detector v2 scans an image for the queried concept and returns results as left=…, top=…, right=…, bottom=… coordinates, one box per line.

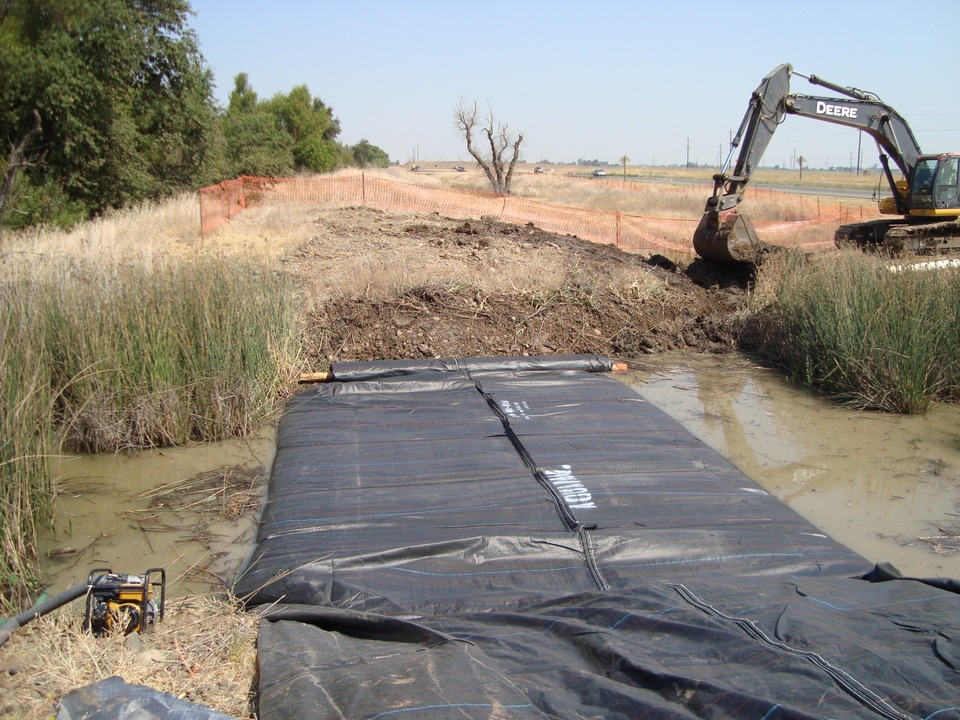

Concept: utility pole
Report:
left=856, top=130, right=863, bottom=176
left=686, top=138, right=691, bottom=169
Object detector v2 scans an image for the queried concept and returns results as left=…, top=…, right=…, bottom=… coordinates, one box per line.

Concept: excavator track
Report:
left=835, top=219, right=960, bottom=255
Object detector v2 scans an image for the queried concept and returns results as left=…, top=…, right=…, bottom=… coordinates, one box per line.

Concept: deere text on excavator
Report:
left=693, top=63, right=960, bottom=264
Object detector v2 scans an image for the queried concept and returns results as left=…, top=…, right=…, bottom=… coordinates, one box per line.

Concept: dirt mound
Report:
left=282, top=207, right=747, bottom=367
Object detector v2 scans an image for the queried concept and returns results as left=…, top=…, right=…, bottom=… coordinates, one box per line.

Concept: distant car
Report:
left=534, top=166, right=545, bottom=174
left=592, top=169, right=606, bottom=177
left=453, top=165, right=465, bottom=172
left=411, top=165, right=421, bottom=172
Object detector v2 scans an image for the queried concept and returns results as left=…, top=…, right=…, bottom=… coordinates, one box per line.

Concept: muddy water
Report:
left=38, top=428, right=276, bottom=597
left=39, top=354, right=960, bottom=599
left=624, top=353, right=960, bottom=579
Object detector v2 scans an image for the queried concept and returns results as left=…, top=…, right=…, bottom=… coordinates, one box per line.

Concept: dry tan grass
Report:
left=0, top=193, right=312, bottom=285
left=1, top=195, right=195, bottom=273
left=0, top=166, right=876, bottom=284
left=0, top=594, right=259, bottom=719
left=328, top=245, right=581, bottom=302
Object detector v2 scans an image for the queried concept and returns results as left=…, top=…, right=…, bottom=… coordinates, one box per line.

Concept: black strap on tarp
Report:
left=470, top=371, right=610, bottom=591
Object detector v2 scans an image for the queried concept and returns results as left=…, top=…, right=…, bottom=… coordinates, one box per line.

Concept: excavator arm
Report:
left=692, top=64, right=791, bottom=263
left=693, top=64, right=925, bottom=263
left=708, top=64, right=792, bottom=214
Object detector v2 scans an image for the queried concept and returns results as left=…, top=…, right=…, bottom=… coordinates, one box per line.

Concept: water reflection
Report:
left=39, top=428, right=276, bottom=597
left=624, top=352, right=960, bottom=579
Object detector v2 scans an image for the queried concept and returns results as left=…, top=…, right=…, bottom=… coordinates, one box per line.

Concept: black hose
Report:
left=0, top=582, right=88, bottom=648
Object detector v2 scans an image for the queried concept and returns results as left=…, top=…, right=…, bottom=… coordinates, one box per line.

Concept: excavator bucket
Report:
left=692, top=211, right=775, bottom=264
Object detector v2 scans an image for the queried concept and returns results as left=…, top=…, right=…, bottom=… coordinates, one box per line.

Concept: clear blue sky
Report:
left=188, top=0, right=960, bottom=170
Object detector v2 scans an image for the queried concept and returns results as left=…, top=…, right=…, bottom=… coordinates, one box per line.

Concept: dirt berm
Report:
left=288, top=207, right=749, bottom=366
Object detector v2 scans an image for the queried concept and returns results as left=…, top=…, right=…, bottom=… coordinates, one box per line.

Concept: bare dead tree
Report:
left=454, top=101, right=523, bottom=195
left=0, top=109, right=43, bottom=232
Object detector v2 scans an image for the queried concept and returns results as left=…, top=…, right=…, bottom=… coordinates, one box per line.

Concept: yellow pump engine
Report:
left=83, top=567, right=166, bottom=636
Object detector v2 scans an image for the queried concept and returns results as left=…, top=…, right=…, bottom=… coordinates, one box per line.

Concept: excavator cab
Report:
left=871, top=156, right=960, bottom=219
left=909, top=154, right=960, bottom=216
left=910, top=153, right=960, bottom=217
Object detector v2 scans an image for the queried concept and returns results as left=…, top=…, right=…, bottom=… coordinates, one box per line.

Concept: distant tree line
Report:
left=0, top=0, right=389, bottom=230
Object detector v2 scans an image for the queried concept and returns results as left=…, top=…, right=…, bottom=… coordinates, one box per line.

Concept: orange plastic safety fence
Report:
left=198, top=177, right=246, bottom=236
left=198, top=174, right=882, bottom=256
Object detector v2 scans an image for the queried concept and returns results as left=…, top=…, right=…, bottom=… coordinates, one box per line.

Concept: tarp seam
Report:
left=470, top=374, right=610, bottom=591
left=669, top=583, right=915, bottom=720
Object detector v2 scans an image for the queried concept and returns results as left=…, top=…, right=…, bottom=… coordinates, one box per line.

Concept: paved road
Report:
left=755, top=183, right=878, bottom=200
left=588, top=173, right=882, bottom=201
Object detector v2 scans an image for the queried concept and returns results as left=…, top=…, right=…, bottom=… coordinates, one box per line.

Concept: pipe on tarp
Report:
left=0, top=581, right=88, bottom=648
left=297, top=356, right=629, bottom=384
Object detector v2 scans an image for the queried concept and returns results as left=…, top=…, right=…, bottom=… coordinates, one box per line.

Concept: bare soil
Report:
left=285, top=206, right=749, bottom=366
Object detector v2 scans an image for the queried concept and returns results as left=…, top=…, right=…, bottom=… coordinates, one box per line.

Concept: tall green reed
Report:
left=44, top=257, right=302, bottom=452
left=0, top=285, right=55, bottom=610
left=1, top=256, right=302, bottom=605
left=750, top=252, right=960, bottom=413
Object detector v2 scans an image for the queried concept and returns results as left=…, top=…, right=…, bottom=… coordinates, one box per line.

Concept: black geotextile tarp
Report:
left=55, top=676, right=242, bottom=719
left=235, top=355, right=960, bottom=720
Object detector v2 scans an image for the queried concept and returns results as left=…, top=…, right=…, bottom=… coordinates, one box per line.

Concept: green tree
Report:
left=0, top=0, right=223, bottom=227
left=222, top=77, right=354, bottom=176
left=222, top=109, right=295, bottom=178
left=223, top=74, right=295, bottom=177
left=267, top=85, right=341, bottom=173
left=350, top=139, right=390, bottom=169
left=228, top=72, right=259, bottom=114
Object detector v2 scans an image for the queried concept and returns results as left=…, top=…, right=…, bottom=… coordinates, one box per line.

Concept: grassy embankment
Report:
left=0, top=197, right=302, bottom=608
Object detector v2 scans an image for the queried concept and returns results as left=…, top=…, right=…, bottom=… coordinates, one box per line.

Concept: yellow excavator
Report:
left=693, top=64, right=960, bottom=263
